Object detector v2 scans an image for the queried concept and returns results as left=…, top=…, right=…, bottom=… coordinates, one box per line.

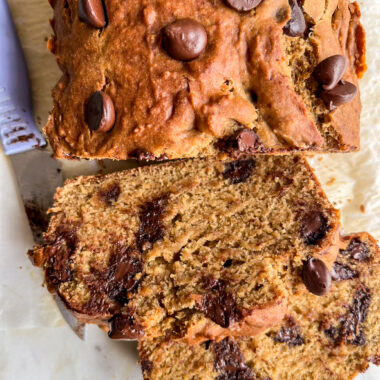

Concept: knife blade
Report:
left=0, top=0, right=86, bottom=339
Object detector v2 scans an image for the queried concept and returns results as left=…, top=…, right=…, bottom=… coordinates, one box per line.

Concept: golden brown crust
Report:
left=45, top=0, right=365, bottom=160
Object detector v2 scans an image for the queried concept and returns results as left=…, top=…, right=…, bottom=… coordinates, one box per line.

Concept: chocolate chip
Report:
left=302, top=258, right=332, bottom=296
left=85, top=91, right=115, bottom=132
left=341, top=238, right=370, bottom=262
left=131, top=150, right=169, bottom=161
left=198, top=278, right=242, bottom=328
left=324, top=287, right=371, bottom=346
left=271, top=316, right=305, bottom=346
left=369, top=355, right=380, bottom=365
left=320, top=80, right=357, bottom=111
left=78, top=0, right=106, bottom=29
left=331, top=262, right=359, bottom=282
left=313, top=55, right=348, bottom=91
left=223, top=259, right=233, bottom=268
left=162, top=19, right=207, bottom=61
left=223, top=159, right=256, bottom=184
left=98, top=183, right=121, bottom=206
left=224, top=0, right=263, bottom=12
left=140, top=359, right=153, bottom=374
left=217, top=129, right=262, bottom=156
left=212, top=338, right=254, bottom=380
left=108, top=311, right=144, bottom=339
left=300, top=210, right=329, bottom=245
left=283, top=0, right=306, bottom=37
left=137, top=195, right=169, bottom=252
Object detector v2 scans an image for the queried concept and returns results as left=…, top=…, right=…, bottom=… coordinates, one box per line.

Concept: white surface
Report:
left=0, top=0, right=379, bottom=379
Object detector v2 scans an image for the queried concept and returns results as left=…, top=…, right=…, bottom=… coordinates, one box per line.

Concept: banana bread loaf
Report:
left=139, top=232, right=380, bottom=380
left=46, top=0, right=366, bottom=160
left=29, top=156, right=339, bottom=343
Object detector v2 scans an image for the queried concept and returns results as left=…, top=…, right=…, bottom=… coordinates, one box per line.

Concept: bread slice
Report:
left=29, top=156, right=339, bottom=343
left=138, top=233, right=380, bottom=380
left=45, top=0, right=365, bottom=160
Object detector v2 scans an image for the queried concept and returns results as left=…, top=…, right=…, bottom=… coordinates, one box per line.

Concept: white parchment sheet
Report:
left=0, top=0, right=379, bottom=379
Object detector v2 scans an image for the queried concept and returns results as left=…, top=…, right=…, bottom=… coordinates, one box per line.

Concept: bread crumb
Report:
left=360, top=204, right=366, bottom=213
left=327, top=177, right=336, bottom=186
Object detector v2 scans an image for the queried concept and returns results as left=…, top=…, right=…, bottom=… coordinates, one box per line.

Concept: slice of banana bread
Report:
left=46, top=0, right=365, bottom=160
left=138, top=233, right=380, bottom=380
left=29, top=156, right=340, bottom=343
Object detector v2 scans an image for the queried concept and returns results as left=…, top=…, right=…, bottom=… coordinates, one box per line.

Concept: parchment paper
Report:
left=0, top=0, right=379, bottom=379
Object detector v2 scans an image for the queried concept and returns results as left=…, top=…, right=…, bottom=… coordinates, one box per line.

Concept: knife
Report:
left=0, top=0, right=86, bottom=340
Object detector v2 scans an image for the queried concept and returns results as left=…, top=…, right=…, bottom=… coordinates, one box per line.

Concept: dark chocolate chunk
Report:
left=140, top=359, right=153, bottom=374
left=313, top=55, right=348, bottom=91
left=302, top=258, right=332, bottom=296
left=320, top=80, right=357, bottom=111
left=212, top=338, right=254, bottom=380
left=78, top=0, right=106, bottom=29
left=217, top=129, right=262, bottom=156
left=137, top=195, right=169, bottom=252
left=272, top=316, right=305, bottom=346
left=283, top=0, right=306, bottom=37
left=45, top=225, right=78, bottom=289
left=223, top=159, right=256, bottom=184
left=108, top=311, right=144, bottom=339
left=224, top=0, right=263, bottom=12
left=223, top=259, right=233, bottom=268
left=162, top=19, right=207, bottom=61
left=324, top=287, right=371, bottom=346
left=198, top=278, right=242, bottom=328
left=331, top=262, right=359, bottom=282
left=85, top=91, right=115, bottom=132
left=341, top=238, right=370, bottom=262
left=300, top=210, right=330, bottom=245
left=98, top=183, right=121, bottom=206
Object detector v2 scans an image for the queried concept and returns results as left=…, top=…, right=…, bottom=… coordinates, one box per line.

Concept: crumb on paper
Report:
left=318, top=157, right=323, bottom=162
left=360, top=204, right=366, bottom=213
left=327, top=177, right=336, bottom=186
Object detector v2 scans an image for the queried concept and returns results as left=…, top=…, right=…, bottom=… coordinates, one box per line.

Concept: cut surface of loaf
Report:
left=29, top=156, right=339, bottom=343
left=46, top=0, right=365, bottom=160
left=139, top=233, right=380, bottom=380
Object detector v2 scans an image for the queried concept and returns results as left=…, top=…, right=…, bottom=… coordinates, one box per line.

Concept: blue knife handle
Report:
left=0, top=0, right=46, bottom=155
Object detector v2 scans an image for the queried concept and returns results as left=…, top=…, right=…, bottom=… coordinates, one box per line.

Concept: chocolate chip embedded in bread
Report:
left=108, top=311, right=144, bottom=339
left=224, top=0, right=262, bottom=12
left=140, top=359, right=153, bottom=374
left=78, top=0, right=106, bottom=29
left=302, top=258, right=332, bottom=296
left=331, top=262, right=359, bottom=282
left=271, top=316, right=305, bottom=346
left=341, top=238, right=370, bottom=262
left=98, top=183, right=121, bottom=206
left=223, top=159, right=256, bottom=184
left=300, top=210, right=329, bottom=245
left=162, top=19, right=207, bottom=61
left=283, top=0, right=306, bottom=37
left=212, top=338, right=254, bottom=380
left=85, top=91, right=115, bottom=132
left=320, top=81, right=357, bottom=111
left=313, top=55, right=348, bottom=91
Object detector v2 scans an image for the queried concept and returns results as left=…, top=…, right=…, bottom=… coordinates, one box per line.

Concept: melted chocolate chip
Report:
left=198, top=278, right=242, bottom=328
left=341, top=238, right=370, bottom=262
left=140, top=359, right=153, bottom=374
left=272, top=316, right=305, bottom=346
left=302, top=258, right=332, bottom=296
left=300, top=210, right=330, bottom=245
left=137, top=195, right=169, bottom=252
left=223, top=159, right=256, bottom=184
left=217, top=129, right=262, bottom=156
left=45, top=225, right=78, bottom=289
left=78, top=0, right=106, bottom=29
left=105, top=247, right=143, bottom=304
left=212, top=338, right=254, bottom=380
left=108, top=311, right=144, bottom=339
left=85, top=91, right=115, bottom=132
left=98, top=183, right=121, bottom=206
left=162, top=19, right=207, bottom=61
left=320, top=80, right=357, bottom=111
left=331, top=262, right=359, bottom=282
left=283, top=0, right=306, bottom=37
left=224, top=0, right=262, bottom=12
left=313, top=55, right=348, bottom=91
left=131, top=150, right=169, bottom=161
left=324, top=287, right=371, bottom=346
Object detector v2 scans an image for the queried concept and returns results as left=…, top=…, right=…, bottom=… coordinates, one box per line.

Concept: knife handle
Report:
left=0, top=0, right=46, bottom=155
